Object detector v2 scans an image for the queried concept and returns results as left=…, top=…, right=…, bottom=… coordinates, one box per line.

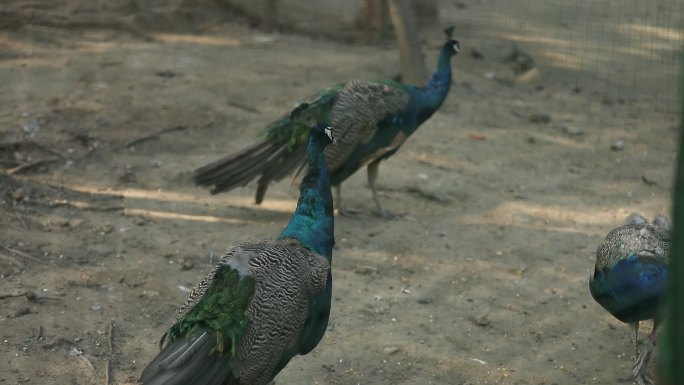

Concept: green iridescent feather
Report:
left=265, top=84, right=343, bottom=150
left=163, top=267, right=256, bottom=358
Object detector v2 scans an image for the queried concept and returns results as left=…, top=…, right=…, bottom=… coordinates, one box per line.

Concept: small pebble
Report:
left=470, top=48, right=484, bottom=60
left=641, top=174, right=657, bottom=186
left=611, top=140, right=624, bottom=151
left=180, top=260, right=195, bottom=271
left=528, top=114, right=551, bottom=124
left=383, top=347, right=400, bottom=355
left=69, top=346, right=83, bottom=356
left=12, top=188, right=26, bottom=201
left=141, top=290, right=160, bottom=300
left=562, top=125, right=583, bottom=136
left=355, top=266, right=378, bottom=275
left=469, top=314, right=491, bottom=327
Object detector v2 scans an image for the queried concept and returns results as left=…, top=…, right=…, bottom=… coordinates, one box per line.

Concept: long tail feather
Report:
left=193, top=136, right=306, bottom=199
left=140, top=331, right=237, bottom=385
left=193, top=139, right=276, bottom=188
left=256, top=145, right=308, bottom=202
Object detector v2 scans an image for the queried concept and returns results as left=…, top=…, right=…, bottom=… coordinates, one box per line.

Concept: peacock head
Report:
left=652, top=215, right=671, bottom=233
left=443, top=26, right=461, bottom=56
left=312, top=122, right=336, bottom=145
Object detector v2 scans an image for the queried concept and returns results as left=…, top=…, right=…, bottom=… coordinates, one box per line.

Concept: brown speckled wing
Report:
left=324, top=80, right=410, bottom=172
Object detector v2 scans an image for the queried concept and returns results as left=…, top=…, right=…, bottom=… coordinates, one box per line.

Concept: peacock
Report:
left=193, top=28, right=460, bottom=217
left=139, top=122, right=336, bottom=385
left=589, top=213, right=671, bottom=385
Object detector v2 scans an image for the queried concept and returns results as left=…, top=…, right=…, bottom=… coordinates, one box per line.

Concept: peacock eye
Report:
left=324, top=126, right=334, bottom=141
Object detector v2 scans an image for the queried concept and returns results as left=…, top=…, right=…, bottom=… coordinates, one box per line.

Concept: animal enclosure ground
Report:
left=0, top=1, right=681, bottom=384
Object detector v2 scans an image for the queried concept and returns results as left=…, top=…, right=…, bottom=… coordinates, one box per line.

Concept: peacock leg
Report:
left=629, top=321, right=640, bottom=357
left=631, top=344, right=654, bottom=385
left=335, top=184, right=359, bottom=216
left=367, top=160, right=401, bottom=218
left=367, top=159, right=386, bottom=216
left=628, top=320, right=660, bottom=385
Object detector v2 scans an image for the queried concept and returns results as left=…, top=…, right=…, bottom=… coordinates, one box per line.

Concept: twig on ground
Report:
left=105, top=321, right=114, bottom=385
left=403, top=185, right=451, bottom=204
left=125, top=126, right=188, bottom=148
left=0, top=252, right=25, bottom=269
left=107, top=321, right=114, bottom=354
left=73, top=146, right=99, bottom=162
left=27, top=140, right=66, bottom=159
left=7, top=211, right=28, bottom=231
left=0, top=291, right=27, bottom=299
left=25, top=291, right=62, bottom=301
left=76, top=354, right=98, bottom=382
left=2, top=245, right=46, bottom=265
left=104, top=360, right=111, bottom=385
left=7, top=158, right=61, bottom=175
left=226, top=101, right=261, bottom=114
left=0, top=160, right=20, bottom=167
left=48, top=200, right=125, bottom=212
left=23, top=16, right=152, bottom=41
left=559, top=366, right=579, bottom=379
left=0, top=140, right=64, bottom=159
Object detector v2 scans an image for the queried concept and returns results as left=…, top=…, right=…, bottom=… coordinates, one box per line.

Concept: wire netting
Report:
left=223, top=0, right=683, bottom=112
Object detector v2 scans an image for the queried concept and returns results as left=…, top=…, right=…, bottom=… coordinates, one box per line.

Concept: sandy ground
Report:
left=0, top=1, right=681, bottom=384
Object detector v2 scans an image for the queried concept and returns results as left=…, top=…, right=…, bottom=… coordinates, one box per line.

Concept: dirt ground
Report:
left=0, top=1, right=681, bottom=384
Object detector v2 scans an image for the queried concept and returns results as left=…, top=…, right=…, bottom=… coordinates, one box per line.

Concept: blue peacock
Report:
left=139, top=122, right=336, bottom=385
left=193, top=28, right=460, bottom=217
left=589, top=213, right=671, bottom=385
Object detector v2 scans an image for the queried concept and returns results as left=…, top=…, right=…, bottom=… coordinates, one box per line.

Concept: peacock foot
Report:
left=626, top=344, right=653, bottom=385
left=375, top=207, right=405, bottom=219
left=628, top=372, right=653, bottom=385
left=336, top=207, right=360, bottom=217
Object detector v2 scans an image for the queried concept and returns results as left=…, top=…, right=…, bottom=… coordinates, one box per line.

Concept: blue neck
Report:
left=414, top=46, right=454, bottom=124
left=279, top=135, right=335, bottom=260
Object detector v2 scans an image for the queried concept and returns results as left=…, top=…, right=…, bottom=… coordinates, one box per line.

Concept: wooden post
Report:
left=378, top=0, right=389, bottom=39
left=363, top=0, right=390, bottom=42
left=363, top=0, right=375, bottom=42
left=261, top=0, right=279, bottom=32
left=387, top=0, right=427, bottom=85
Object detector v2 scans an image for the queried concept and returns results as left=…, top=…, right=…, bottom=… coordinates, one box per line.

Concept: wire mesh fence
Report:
left=0, top=1, right=683, bottom=384
left=221, top=0, right=683, bottom=112
left=443, top=0, right=683, bottom=112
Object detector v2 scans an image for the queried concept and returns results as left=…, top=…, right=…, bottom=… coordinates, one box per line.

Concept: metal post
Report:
left=659, top=46, right=684, bottom=385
